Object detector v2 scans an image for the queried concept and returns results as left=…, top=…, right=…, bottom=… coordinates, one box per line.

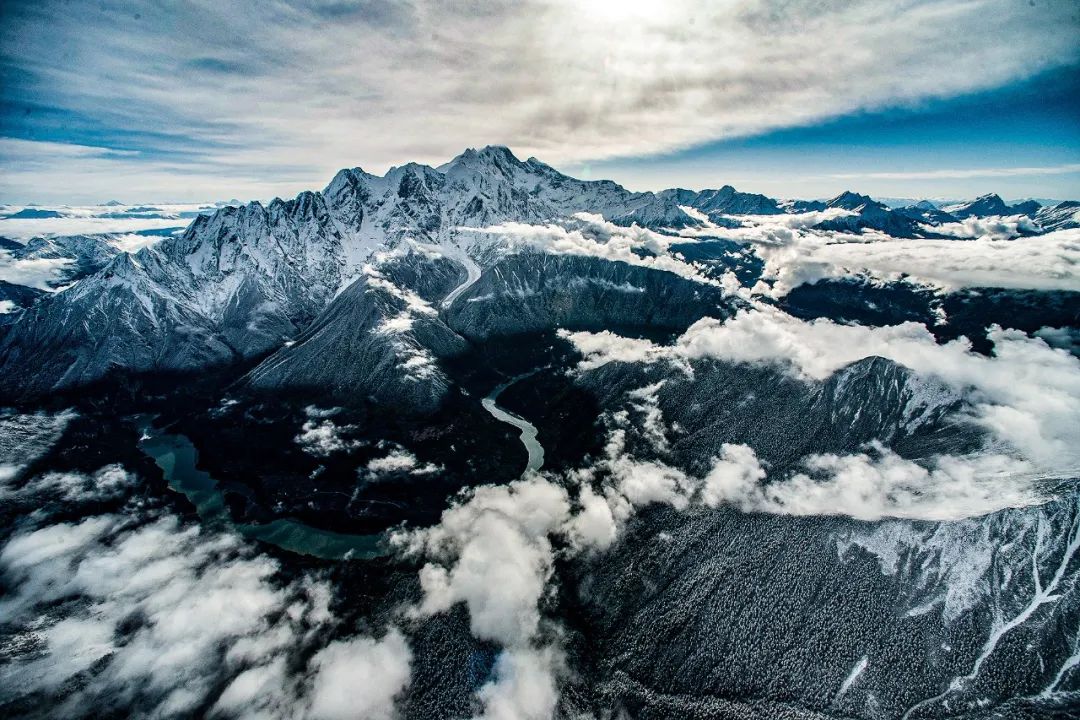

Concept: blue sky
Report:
left=568, top=65, right=1080, bottom=200
left=1, top=0, right=1078, bottom=203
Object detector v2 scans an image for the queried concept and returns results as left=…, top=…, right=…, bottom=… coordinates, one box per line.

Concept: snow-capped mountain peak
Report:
left=1, top=148, right=1073, bottom=400
left=827, top=190, right=879, bottom=211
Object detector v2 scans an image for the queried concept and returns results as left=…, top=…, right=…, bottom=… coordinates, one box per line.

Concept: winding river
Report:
left=481, top=371, right=545, bottom=475
left=136, top=370, right=544, bottom=559
left=442, top=253, right=545, bottom=472
left=138, top=428, right=385, bottom=560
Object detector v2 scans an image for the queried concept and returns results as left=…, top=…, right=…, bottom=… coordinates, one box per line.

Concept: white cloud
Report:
left=726, top=208, right=855, bottom=233
left=770, top=230, right=1079, bottom=293
left=701, top=441, right=1041, bottom=521
left=389, top=429, right=720, bottom=715
left=0, top=198, right=204, bottom=239
left=368, top=449, right=419, bottom=473
left=211, top=657, right=291, bottom=718
left=0, top=464, right=134, bottom=503
left=398, top=476, right=571, bottom=647
left=110, top=232, right=171, bottom=253
left=363, top=444, right=442, bottom=479
left=563, top=305, right=1080, bottom=475
left=303, top=405, right=341, bottom=419
left=464, top=212, right=720, bottom=287
left=0, top=251, right=72, bottom=290
left=563, top=484, right=619, bottom=553
left=475, top=646, right=562, bottom=720
left=392, top=474, right=575, bottom=719
left=295, top=406, right=359, bottom=457
left=626, top=381, right=670, bottom=452
left=296, top=419, right=352, bottom=456
left=700, top=443, right=768, bottom=509
left=0, top=213, right=187, bottom=242
left=1, top=513, right=295, bottom=712
left=305, top=629, right=412, bottom=720
left=556, top=329, right=676, bottom=372
left=699, top=215, right=1080, bottom=296
left=929, top=214, right=1041, bottom=241
left=1035, top=326, right=1080, bottom=355
left=390, top=446, right=698, bottom=717
left=0, top=492, right=411, bottom=720
left=602, top=428, right=695, bottom=511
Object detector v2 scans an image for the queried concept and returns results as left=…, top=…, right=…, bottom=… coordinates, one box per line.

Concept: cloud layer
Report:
left=564, top=304, right=1080, bottom=479
left=694, top=214, right=1080, bottom=295
left=2, top=1, right=1078, bottom=201
left=0, top=467, right=411, bottom=719
left=466, top=212, right=739, bottom=290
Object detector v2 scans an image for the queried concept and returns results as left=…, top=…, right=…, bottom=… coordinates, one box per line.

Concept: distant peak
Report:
left=834, top=190, right=870, bottom=202
left=828, top=190, right=877, bottom=209
left=388, top=161, right=434, bottom=175
left=457, top=144, right=517, bottom=161
left=323, top=167, right=373, bottom=200
left=328, top=167, right=368, bottom=184
left=949, top=193, right=1008, bottom=215
left=477, top=144, right=516, bottom=157
left=440, top=145, right=524, bottom=173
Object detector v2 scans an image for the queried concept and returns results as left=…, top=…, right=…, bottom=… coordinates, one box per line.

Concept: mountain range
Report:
left=0, top=146, right=1077, bottom=403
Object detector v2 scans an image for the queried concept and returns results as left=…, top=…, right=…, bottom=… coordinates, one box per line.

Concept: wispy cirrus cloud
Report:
left=827, top=163, right=1080, bottom=181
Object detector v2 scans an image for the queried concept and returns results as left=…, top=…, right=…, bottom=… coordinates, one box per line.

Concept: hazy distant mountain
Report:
left=894, top=200, right=959, bottom=225
left=944, top=193, right=1042, bottom=219
left=660, top=185, right=783, bottom=217
left=2, top=208, right=64, bottom=219
left=812, top=190, right=931, bottom=238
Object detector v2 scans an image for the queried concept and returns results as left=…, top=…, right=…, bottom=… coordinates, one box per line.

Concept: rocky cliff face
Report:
left=443, top=252, right=737, bottom=342
left=1035, top=200, right=1080, bottom=232
left=244, top=253, right=469, bottom=413
left=574, top=353, right=976, bottom=475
